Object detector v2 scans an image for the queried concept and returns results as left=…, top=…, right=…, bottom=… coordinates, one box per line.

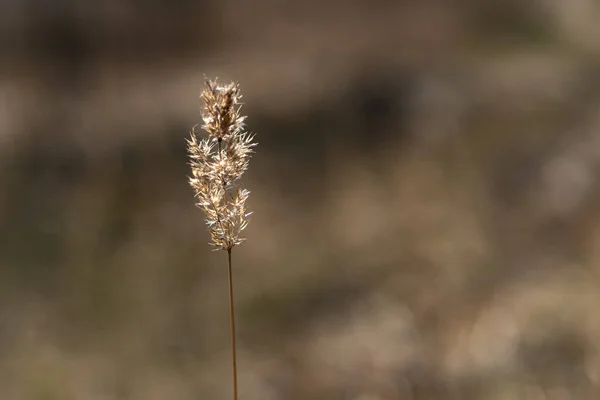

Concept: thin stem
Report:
left=227, top=248, right=238, bottom=400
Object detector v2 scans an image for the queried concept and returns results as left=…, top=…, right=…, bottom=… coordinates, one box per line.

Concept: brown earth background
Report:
left=2, top=1, right=600, bottom=399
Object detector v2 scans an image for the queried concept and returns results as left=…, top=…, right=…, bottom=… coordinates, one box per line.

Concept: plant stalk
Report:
left=227, top=248, right=238, bottom=400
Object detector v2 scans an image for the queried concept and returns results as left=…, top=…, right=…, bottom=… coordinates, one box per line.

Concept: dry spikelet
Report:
left=187, top=79, right=257, bottom=250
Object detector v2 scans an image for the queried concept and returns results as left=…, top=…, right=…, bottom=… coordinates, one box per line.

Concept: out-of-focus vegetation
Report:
left=2, top=1, right=600, bottom=399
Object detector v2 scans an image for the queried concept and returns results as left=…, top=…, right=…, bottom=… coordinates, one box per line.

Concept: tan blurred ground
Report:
left=2, top=1, right=600, bottom=399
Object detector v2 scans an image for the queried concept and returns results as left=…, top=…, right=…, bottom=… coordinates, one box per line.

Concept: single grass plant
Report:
left=187, top=78, right=257, bottom=400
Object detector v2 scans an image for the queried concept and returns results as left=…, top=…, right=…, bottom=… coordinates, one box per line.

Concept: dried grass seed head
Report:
left=187, top=78, right=257, bottom=250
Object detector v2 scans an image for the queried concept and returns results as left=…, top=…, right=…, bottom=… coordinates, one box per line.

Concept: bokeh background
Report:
left=2, top=1, right=600, bottom=399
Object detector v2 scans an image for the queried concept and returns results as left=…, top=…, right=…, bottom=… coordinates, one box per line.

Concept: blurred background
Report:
left=2, top=0, right=600, bottom=399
